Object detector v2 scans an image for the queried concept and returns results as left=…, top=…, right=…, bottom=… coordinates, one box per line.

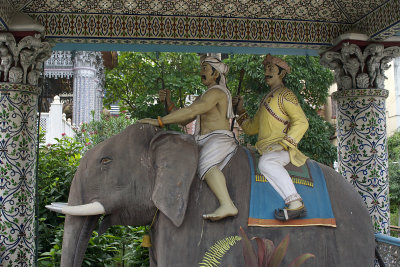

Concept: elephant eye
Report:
left=100, top=157, right=112, bottom=165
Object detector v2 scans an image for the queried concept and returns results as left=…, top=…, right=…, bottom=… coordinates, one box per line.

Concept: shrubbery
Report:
left=37, top=114, right=149, bottom=266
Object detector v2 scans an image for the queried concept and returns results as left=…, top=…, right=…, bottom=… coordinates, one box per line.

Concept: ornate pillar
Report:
left=321, top=41, right=400, bottom=234
left=395, top=58, right=400, bottom=129
left=72, top=51, right=104, bottom=125
left=0, top=32, right=52, bottom=265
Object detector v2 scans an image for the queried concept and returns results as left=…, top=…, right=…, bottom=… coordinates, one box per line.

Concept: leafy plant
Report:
left=199, top=236, right=242, bottom=267
left=104, top=52, right=203, bottom=120
left=239, top=227, right=315, bottom=267
left=387, top=130, right=400, bottom=229
left=74, top=111, right=136, bottom=152
left=37, top=115, right=150, bottom=266
left=37, top=133, right=85, bottom=255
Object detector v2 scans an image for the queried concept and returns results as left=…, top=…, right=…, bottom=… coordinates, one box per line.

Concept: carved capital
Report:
left=321, top=42, right=400, bottom=90
left=73, top=51, right=105, bottom=86
left=0, top=32, right=52, bottom=85
left=73, top=51, right=100, bottom=69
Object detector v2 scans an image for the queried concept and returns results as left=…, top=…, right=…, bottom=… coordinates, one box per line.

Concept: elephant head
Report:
left=47, top=124, right=199, bottom=266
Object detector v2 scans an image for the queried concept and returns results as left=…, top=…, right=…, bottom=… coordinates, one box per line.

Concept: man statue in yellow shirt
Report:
left=139, top=56, right=238, bottom=221
left=234, top=54, right=309, bottom=221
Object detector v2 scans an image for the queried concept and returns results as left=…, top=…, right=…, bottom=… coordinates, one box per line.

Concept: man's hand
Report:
left=159, top=89, right=171, bottom=103
left=137, top=118, right=160, bottom=127
left=232, top=96, right=245, bottom=115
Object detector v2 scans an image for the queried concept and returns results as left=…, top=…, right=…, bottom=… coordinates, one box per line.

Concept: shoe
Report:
left=274, top=204, right=307, bottom=221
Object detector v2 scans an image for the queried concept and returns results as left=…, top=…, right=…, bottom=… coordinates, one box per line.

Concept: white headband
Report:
left=201, top=56, right=229, bottom=85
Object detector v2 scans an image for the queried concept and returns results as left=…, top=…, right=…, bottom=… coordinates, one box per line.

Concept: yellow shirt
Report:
left=240, top=86, right=309, bottom=166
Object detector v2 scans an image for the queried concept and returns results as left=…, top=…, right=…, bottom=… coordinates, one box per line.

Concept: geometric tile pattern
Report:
left=31, top=13, right=351, bottom=49
left=21, top=0, right=380, bottom=23
left=0, top=1, right=16, bottom=30
left=9, top=0, right=32, bottom=11
left=0, top=83, right=41, bottom=266
left=355, top=0, right=400, bottom=40
left=333, top=89, right=389, bottom=234
left=0, top=1, right=31, bottom=30
left=20, top=0, right=399, bottom=48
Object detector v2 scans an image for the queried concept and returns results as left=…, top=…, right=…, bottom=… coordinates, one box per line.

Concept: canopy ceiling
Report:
left=2, top=0, right=400, bottom=55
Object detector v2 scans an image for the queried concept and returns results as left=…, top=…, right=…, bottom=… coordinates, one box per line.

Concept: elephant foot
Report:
left=203, top=204, right=238, bottom=221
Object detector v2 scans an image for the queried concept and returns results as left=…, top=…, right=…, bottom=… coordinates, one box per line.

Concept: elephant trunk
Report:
left=60, top=214, right=100, bottom=267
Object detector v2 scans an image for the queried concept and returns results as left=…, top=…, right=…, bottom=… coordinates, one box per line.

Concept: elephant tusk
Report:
left=45, top=201, right=106, bottom=216
left=45, top=202, right=68, bottom=213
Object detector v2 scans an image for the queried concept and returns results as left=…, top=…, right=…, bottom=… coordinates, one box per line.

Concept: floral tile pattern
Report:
left=334, top=89, right=389, bottom=234
left=0, top=83, right=40, bottom=266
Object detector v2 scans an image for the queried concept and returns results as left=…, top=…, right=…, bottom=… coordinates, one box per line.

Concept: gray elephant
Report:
left=48, top=124, right=375, bottom=266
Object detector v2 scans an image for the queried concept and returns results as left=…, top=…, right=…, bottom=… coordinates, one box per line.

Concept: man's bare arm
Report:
left=138, top=89, right=223, bottom=126
left=161, top=89, right=223, bottom=124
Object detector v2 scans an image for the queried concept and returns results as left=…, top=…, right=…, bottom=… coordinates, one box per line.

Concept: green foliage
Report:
left=225, top=55, right=336, bottom=166
left=74, top=111, right=136, bottom=152
left=39, top=225, right=149, bottom=267
left=388, top=131, right=400, bottom=212
left=105, top=53, right=336, bottom=165
left=299, top=112, right=336, bottom=165
left=239, top=227, right=315, bottom=267
left=199, top=236, right=242, bottom=267
left=37, top=133, right=85, bottom=255
left=38, top=115, right=149, bottom=266
left=104, top=52, right=203, bottom=120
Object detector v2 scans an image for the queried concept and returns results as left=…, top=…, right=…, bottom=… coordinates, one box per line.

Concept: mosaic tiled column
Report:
left=333, top=89, right=389, bottom=233
left=321, top=41, right=400, bottom=234
left=0, top=33, right=52, bottom=266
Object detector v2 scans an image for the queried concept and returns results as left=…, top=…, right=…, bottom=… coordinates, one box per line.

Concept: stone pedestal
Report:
left=333, top=89, right=389, bottom=233
left=0, top=33, right=52, bottom=266
left=321, top=39, right=400, bottom=234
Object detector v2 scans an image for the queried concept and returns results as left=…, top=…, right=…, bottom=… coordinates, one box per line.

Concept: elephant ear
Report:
left=150, top=131, right=199, bottom=227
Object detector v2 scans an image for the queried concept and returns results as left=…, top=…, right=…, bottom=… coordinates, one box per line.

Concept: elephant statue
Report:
left=48, top=124, right=375, bottom=266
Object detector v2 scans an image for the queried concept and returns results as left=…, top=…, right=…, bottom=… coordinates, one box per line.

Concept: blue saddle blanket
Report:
left=245, top=149, right=336, bottom=227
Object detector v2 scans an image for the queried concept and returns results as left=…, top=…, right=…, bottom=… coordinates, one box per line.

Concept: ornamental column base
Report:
left=333, top=88, right=389, bottom=234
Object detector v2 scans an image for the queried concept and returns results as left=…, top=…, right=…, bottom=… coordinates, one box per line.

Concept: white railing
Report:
left=39, top=95, right=76, bottom=144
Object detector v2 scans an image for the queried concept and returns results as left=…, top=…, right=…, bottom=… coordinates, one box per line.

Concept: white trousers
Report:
left=258, top=150, right=302, bottom=204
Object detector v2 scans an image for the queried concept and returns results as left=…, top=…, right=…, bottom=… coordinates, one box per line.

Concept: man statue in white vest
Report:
left=139, top=55, right=238, bottom=221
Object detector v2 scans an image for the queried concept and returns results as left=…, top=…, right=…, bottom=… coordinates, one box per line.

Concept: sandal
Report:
left=274, top=204, right=307, bottom=221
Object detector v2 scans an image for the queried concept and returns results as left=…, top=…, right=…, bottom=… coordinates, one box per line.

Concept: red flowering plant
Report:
left=73, top=111, right=135, bottom=154
left=239, top=227, right=315, bottom=267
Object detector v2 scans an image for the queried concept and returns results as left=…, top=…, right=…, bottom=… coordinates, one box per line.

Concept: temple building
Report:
left=43, top=51, right=117, bottom=125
